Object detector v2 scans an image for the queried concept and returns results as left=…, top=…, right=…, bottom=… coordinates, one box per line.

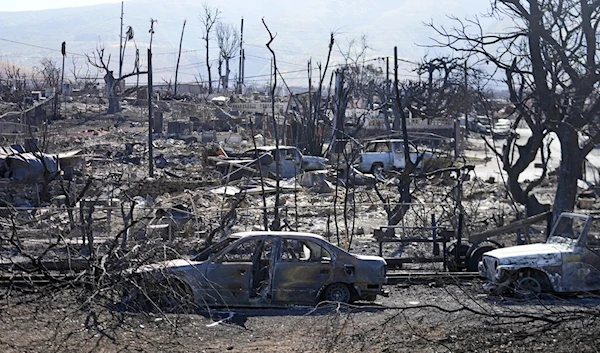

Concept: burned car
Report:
left=216, top=146, right=303, bottom=181
left=479, top=212, right=600, bottom=295
left=129, top=231, right=388, bottom=309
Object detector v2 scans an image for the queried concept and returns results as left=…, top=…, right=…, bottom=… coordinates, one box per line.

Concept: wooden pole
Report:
left=118, top=1, right=124, bottom=81
left=61, top=41, right=66, bottom=118
left=148, top=48, right=154, bottom=178
left=174, top=20, right=186, bottom=95
left=237, top=17, right=244, bottom=93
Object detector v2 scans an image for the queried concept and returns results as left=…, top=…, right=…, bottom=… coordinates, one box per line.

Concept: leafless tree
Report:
left=86, top=43, right=146, bottom=114
left=328, top=35, right=371, bottom=154
left=216, top=22, right=239, bottom=91
left=429, top=0, right=600, bottom=219
left=199, top=3, right=220, bottom=94
left=35, top=58, right=61, bottom=90
left=69, top=57, right=99, bottom=91
left=5, top=66, right=28, bottom=92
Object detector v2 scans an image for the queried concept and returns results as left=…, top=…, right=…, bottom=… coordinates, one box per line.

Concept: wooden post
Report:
left=61, top=41, right=66, bottom=118
left=148, top=48, right=154, bottom=178
left=174, top=20, right=186, bottom=95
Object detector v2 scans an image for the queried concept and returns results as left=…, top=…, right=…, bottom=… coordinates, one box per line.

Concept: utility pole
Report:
left=148, top=48, right=154, bottom=178
left=385, top=56, right=390, bottom=131
left=242, top=48, right=245, bottom=89
left=118, top=1, right=124, bottom=81
left=386, top=57, right=389, bottom=83
left=61, top=41, right=66, bottom=117
left=464, top=60, right=469, bottom=137
left=237, top=17, right=244, bottom=93
left=174, top=19, right=186, bottom=96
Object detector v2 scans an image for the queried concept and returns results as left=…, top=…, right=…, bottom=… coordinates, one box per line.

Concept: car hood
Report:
left=135, top=258, right=200, bottom=273
left=354, top=254, right=386, bottom=263
left=302, top=155, right=328, bottom=170
left=484, top=243, right=570, bottom=267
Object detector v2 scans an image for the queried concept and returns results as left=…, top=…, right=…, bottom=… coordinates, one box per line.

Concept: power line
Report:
left=0, top=37, right=85, bottom=57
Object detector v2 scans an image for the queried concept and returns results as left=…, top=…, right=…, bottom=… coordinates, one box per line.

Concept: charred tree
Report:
left=216, top=22, right=239, bottom=91
left=86, top=45, right=146, bottom=114
left=430, top=0, right=600, bottom=220
left=199, top=4, right=220, bottom=94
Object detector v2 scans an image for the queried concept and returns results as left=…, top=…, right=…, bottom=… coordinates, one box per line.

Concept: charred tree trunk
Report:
left=388, top=46, right=414, bottom=226
left=553, top=124, right=583, bottom=219
left=205, top=35, right=213, bottom=94
left=224, top=58, right=231, bottom=90
left=104, top=72, right=120, bottom=114
left=217, top=58, right=223, bottom=92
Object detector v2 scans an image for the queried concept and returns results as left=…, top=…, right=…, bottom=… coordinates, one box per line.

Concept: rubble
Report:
left=0, top=94, right=588, bottom=291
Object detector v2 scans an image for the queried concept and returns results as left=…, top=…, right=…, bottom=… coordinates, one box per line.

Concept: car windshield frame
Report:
left=548, top=213, right=591, bottom=245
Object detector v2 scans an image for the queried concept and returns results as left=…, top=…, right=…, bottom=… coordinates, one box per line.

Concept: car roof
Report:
left=246, top=146, right=297, bottom=151
left=230, top=231, right=327, bottom=241
left=366, top=139, right=404, bottom=143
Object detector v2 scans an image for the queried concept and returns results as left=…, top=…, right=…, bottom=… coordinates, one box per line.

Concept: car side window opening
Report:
left=283, top=149, right=296, bottom=160
left=375, top=142, right=389, bottom=153
left=392, top=142, right=404, bottom=154
left=220, top=239, right=261, bottom=262
left=585, top=221, right=600, bottom=249
left=554, top=217, right=586, bottom=240
left=365, top=143, right=377, bottom=153
left=281, top=239, right=331, bottom=262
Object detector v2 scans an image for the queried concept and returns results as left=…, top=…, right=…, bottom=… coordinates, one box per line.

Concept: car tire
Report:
left=153, top=278, right=194, bottom=313
left=370, top=163, right=384, bottom=175
left=514, top=276, right=542, bottom=299
left=466, top=245, right=496, bottom=272
left=322, top=283, right=351, bottom=304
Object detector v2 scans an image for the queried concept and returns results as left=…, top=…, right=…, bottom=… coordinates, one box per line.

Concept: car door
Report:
left=271, top=238, right=334, bottom=304
left=203, top=237, right=261, bottom=305
left=578, top=223, right=600, bottom=291
left=276, top=148, right=302, bottom=178
left=560, top=215, right=600, bottom=292
left=391, top=141, right=405, bottom=169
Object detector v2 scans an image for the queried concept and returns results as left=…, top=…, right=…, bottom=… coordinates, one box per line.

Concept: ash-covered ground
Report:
left=1, top=99, right=599, bottom=352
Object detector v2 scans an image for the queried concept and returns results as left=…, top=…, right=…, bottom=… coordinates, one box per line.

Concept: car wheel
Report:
left=466, top=245, right=496, bottom=272
left=153, top=279, right=194, bottom=313
left=515, top=276, right=542, bottom=299
left=323, top=283, right=351, bottom=303
left=370, top=163, right=384, bottom=175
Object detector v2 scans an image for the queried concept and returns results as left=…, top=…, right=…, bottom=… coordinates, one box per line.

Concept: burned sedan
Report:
left=130, top=231, right=388, bottom=309
left=479, top=212, right=600, bottom=296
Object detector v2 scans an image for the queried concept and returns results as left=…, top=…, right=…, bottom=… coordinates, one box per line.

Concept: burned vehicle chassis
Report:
left=479, top=212, right=600, bottom=296
left=128, top=231, right=388, bottom=310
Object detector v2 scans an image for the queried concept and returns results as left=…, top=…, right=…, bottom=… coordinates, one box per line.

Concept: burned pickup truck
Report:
left=354, top=139, right=435, bottom=174
left=479, top=212, right=600, bottom=296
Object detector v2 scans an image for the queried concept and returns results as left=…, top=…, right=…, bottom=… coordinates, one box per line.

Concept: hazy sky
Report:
left=0, top=0, right=128, bottom=12
left=0, top=0, right=502, bottom=86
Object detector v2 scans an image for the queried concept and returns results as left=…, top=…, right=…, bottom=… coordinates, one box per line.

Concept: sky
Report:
left=0, top=0, right=504, bottom=88
left=0, top=0, right=128, bottom=12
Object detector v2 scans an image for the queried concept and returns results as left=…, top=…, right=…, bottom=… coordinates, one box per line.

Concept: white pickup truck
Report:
left=354, top=139, right=434, bottom=173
